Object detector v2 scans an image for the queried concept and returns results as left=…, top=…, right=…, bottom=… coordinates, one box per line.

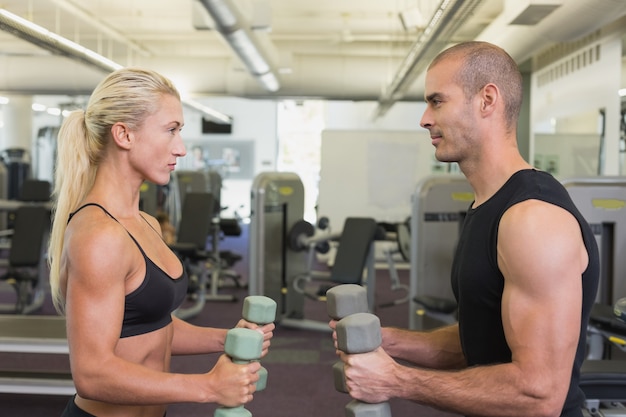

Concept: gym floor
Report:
left=0, top=226, right=460, bottom=417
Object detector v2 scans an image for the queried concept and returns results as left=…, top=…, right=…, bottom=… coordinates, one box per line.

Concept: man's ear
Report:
left=111, top=122, right=133, bottom=150
left=480, top=83, right=498, bottom=117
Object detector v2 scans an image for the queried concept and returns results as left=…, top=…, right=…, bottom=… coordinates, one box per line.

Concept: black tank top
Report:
left=69, top=203, right=189, bottom=338
left=451, top=169, right=599, bottom=417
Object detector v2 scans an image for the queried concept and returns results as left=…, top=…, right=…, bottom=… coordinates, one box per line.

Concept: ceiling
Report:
left=0, top=0, right=624, bottom=114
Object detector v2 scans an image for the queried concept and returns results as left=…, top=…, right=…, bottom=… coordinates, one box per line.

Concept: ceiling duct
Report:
left=198, top=0, right=280, bottom=92
left=0, top=9, right=122, bottom=73
left=476, top=0, right=626, bottom=63
left=0, top=8, right=232, bottom=124
left=374, top=0, right=485, bottom=119
left=508, top=2, right=561, bottom=26
left=48, top=0, right=153, bottom=58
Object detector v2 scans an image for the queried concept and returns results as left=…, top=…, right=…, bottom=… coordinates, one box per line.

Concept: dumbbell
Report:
left=242, top=295, right=277, bottom=392
left=326, top=284, right=369, bottom=393
left=214, top=328, right=264, bottom=417
left=336, top=312, right=391, bottom=417
left=345, top=400, right=391, bottom=417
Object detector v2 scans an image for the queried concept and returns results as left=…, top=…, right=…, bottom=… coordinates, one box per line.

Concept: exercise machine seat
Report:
left=580, top=360, right=626, bottom=401
left=169, top=192, right=214, bottom=260
left=330, top=217, right=378, bottom=285
left=413, top=295, right=458, bottom=315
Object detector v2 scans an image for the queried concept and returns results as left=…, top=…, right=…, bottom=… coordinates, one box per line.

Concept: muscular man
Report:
left=332, top=41, right=599, bottom=417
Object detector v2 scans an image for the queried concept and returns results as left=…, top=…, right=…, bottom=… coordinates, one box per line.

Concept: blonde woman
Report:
left=48, top=67, right=273, bottom=417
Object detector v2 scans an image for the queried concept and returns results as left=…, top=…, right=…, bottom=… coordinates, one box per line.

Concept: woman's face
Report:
left=131, top=94, right=186, bottom=185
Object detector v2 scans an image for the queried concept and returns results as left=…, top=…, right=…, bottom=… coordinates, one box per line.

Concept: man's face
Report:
left=420, top=58, right=478, bottom=164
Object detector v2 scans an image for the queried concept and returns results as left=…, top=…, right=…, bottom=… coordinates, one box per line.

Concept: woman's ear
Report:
left=111, top=122, right=133, bottom=150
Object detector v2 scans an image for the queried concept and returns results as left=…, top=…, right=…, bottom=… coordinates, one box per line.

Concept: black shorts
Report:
left=61, top=397, right=95, bottom=417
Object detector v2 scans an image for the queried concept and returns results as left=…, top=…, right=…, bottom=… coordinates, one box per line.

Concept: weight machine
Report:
left=249, top=172, right=378, bottom=331
left=408, top=175, right=473, bottom=330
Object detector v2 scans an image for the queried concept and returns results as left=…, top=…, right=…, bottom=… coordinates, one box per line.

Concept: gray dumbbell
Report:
left=336, top=313, right=391, bottom=417
left=345, top=399, right=391, bottom=417
left=327, top=284, right=368, bottom=320
left=336, top=313, right=382, bottom=354
left=213, top=328, right=263, bottom=417
left=327, top=284, right=369, bottom=393
left=242, top=295, right=277, bottom=392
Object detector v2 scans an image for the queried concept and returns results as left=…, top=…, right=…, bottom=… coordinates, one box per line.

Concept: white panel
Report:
left=318, top=129, right=432, bottom=229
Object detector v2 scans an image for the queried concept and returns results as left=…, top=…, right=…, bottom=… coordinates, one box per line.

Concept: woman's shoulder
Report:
left=65, top=206, right=134, bottom=264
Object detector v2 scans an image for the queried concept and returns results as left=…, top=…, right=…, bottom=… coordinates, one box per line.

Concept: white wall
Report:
left=531, top=24, right=623, bottom=176
left=318, top=101, right=443, bottom=228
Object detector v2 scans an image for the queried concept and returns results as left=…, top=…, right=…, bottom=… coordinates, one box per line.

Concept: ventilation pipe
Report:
left=198, top=0, right=280, bottom=92
left=374, top=0, right=484, bottom=119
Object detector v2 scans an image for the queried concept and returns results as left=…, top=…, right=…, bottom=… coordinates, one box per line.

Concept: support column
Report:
left=0, top=95, right=33, bottom=199
left=1, top=95, right=33, bottom=151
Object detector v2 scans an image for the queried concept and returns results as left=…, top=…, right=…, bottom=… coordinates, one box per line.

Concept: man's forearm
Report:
left=382, top=324, right=466, bottom=369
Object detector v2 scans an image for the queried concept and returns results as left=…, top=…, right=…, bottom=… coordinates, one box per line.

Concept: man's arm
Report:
left=382, top=324, right=466, bottom=370
left=340, top=200, right=587, bottom=417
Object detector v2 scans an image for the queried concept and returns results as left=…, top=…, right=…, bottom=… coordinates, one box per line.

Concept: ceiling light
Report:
left=0, top=8, right=231, bottom=124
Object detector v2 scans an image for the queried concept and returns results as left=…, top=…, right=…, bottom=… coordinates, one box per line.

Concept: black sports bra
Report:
left=68, top=203, right=189, bottom=338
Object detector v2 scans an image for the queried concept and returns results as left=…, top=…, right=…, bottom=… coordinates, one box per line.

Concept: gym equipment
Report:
left=336, top=313, right=382, bottom=353
left=615, top=298, right=626, bottom=321
left=213, top=328, right=264, bottom=417
left=327, top=284, right=369, bottom=321
left=171, top=192, right=230, bottom=321
left=139, top=181, right=159, bottom=217
left=242, top=295, right=277, bottom=391
left=561, top=177, right=626, bottom=361
left=581, top=360, right=626, bottom=416
left=242, top=296, right=277, bottom=325
left=562, top=177, right=626, bottom=306
left=249, top=172, right=378, bottom=332
left=0, top=315, right=73, bottom=395
left=546, top=177, right=626, bottom=416
left=291, top=217, right=378, bottom=300
left=287, top=219, right=332, bottom=254
left=0, top=205, right=51, bottom=314
left=409, top=175, right=473, bottom=330
left=170, top=192, right=235, bottom=320
left=1, top=148, right=30, bottom=200
left=327, top=284, right=369, bottom=393
left=335, top=312, right=391, bottom=417
left=588, top=301, right=626, bottom=360
left=345, top=400, right=392, bottom=417
left=170, top=170, right=244, bottom=297
left=376, top=221, right=410, bottom=308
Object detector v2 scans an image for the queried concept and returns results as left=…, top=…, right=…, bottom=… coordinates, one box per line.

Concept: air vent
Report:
left=509, top=3, right=561, bottom=26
